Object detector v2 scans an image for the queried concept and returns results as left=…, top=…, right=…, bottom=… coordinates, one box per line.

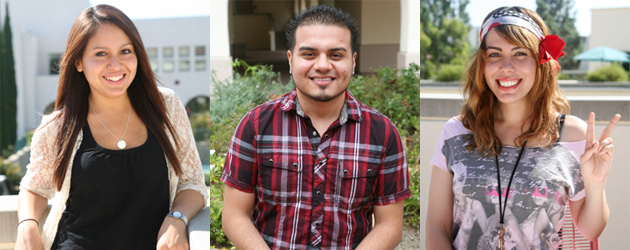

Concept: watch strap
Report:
left=166, top=211, right=188, bottom=226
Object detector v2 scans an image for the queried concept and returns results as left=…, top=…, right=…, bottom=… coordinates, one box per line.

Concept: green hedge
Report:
left=586, top=63, right=629, bottom=82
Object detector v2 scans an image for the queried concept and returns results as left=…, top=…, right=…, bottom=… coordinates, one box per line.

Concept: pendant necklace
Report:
left=494, top=141, right=527, bottom=250
left=90, top=102, right=130, bottom=149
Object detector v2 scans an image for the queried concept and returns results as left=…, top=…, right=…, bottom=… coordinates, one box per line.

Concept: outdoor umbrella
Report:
left=573, top=46, right=630, bottom=62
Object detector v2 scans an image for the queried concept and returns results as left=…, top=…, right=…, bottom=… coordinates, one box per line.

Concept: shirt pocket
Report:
left=259, top=153, right=303, bottom=204
left=335, top=160, right=379, bottom=209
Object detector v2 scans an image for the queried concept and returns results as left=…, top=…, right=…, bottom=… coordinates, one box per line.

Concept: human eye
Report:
left=487, top=52, right=500, bottom=58
left=95, top=51, right=107, bottom=56
left=302, top=51, right=315, bottom=58
left=121, top=48, right=133, bottom=55
left=515, top=51, right=528, bottom=56
left=330, top=53, right=344, bottom=59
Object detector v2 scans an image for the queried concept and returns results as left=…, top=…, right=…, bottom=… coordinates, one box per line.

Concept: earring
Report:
left=352, top=70, right=355, bottom=75
left=289, top=68, right=292, bottom=74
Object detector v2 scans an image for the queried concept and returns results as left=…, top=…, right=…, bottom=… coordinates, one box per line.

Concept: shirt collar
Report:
left=281, top=89, right=363, bottom=125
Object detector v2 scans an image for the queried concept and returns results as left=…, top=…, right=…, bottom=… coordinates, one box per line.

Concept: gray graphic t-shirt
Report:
left=430, top=117, right=586, bottom=250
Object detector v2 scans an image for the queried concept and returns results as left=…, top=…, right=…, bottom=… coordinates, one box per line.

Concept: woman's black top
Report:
left=52, top=124, right=169, bottom=250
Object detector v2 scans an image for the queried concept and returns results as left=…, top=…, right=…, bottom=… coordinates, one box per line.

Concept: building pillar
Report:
left=397, top=0, right=420, bottom=69
left=210, top=0, right=232, bottom=89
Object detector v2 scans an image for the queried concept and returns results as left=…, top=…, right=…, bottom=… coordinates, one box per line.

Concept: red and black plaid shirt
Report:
left=221, top=89, right=410, bottom=249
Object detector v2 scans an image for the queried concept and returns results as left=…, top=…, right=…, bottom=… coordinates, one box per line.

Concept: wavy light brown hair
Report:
left=460, top=6, right=569, bottom=156
left=52, top=4, right=182, bottom=190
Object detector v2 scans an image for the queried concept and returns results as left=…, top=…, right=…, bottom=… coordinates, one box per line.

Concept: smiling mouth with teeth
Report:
left=497, top=79, right=520, bottom=88
left=104, top=74, right=124, bottom=81
left=311, top=77, right=333, bottom=81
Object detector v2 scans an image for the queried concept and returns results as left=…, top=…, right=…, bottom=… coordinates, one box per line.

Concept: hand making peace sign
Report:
left=580, top=112, right=621, bottom=184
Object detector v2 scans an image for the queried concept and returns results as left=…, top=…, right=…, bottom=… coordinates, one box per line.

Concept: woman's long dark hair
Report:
left=53, top=4, right=182, bottom=190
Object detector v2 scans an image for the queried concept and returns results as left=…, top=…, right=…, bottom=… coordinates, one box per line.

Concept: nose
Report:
left=499, top=56, right=515, bottom=72
left=313, top=55, right=331, bottom=72
left=107, top=55, right=122, bottom=69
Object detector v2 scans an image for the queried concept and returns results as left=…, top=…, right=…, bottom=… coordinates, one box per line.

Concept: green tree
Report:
left=420, top=0, right=470, bottom=79
left=0, top=2, right=17, bottom=153
left=536, top=0, right=582, bottom=69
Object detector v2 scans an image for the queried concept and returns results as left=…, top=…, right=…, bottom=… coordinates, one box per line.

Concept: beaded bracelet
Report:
left=17, top=218, right=39, bottom=227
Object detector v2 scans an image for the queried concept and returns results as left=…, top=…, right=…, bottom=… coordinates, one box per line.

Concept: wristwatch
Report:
left=166, top=210, right=188, bottom=226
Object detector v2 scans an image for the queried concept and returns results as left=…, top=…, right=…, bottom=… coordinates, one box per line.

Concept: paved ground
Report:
left=395, top=225, right=420, bottom=250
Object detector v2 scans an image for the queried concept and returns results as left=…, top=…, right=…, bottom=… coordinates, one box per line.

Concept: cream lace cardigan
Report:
left=19, top=87, right=209, bottom=249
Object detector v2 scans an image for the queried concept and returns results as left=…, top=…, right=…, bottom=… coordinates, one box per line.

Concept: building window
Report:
left=179, top=46, right=190, bottom=57
left=49, top=53, right=62, bottom=75
left=195, top=60, right=206, bottom=71
left=180, top=60, right=190, bottom=71
left=195, top=45, right=205, bottom=56
left=163, top=47, right=174, bottom=58
left=150, top=60, right=159, bottom=72
left=163, top=60, right=175, bottom=72
left=147, top=48, right=158, bottom=58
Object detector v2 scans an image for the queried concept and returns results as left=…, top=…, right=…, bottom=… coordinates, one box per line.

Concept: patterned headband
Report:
left=480, top=9, right=565, bottom=65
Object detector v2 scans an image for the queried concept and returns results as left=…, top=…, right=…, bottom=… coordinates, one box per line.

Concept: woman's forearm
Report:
left=575, top=181, right=609, bottom=241
left=15, top=190, right=48, bottom=250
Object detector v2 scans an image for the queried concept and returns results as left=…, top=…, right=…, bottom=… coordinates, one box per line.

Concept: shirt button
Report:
left=316, top=191, right=321, bottom=196
left=268, top=158, right=273, bottom=164
left=293, top=162, right=298, bottom=168
left=312, top=131, right=317, bottom=136
left=367, top=169, right=372, bottom=174
left=319, top=160, right=324, bottom=165
left=343, top=169, right=348, bottom=174
left=325, top=134, right=329, bottom=138
left=315, top=222, right=320, bottom=226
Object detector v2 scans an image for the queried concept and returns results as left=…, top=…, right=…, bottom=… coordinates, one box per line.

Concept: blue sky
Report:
left=89, top=0, right=211, bottom=19
left=467, top=0, right=630, bottom=37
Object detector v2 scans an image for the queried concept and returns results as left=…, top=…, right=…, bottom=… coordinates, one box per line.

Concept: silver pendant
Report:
left=117, top=139, right=127, bottom=149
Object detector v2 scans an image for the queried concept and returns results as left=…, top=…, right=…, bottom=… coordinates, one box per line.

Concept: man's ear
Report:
left=352, top=52, right=357, bottom=74
left=287, top=50, right=293, bottom=73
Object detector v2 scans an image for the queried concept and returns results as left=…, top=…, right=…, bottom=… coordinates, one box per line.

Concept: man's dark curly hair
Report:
left=286, top=5, right=360, bottom=53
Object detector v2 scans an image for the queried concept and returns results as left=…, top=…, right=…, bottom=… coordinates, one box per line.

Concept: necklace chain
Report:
left=494, top=141, right=527, bottom=250
left=90, top=102, right=130, bottom=148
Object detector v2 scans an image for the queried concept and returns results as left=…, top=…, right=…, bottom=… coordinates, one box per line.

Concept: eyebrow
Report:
left=486, top=46, right=524, bottom=51
left=298, top=46, right=348, bottom=52
left=91, top=42, right=133, bottom=50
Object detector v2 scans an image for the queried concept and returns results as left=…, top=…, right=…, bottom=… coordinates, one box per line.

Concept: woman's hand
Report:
left=156, top=217, right=188, bottom=250
left=580, top=112, right=621, bottom=184
left=14, top=220, right=44, bottom=250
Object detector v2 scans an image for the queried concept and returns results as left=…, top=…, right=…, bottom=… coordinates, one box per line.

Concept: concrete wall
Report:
left=591, top=8, right=630, bottom=52
left=419, top=85, right=630, bottom=249
left=358, top=0, right=400, bottom=72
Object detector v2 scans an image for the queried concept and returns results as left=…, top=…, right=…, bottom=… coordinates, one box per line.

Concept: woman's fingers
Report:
left=598, top=114, right=620, bottom=142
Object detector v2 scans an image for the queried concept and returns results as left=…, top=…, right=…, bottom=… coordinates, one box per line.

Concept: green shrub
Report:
left=434, top=63, right=464, bottom=81
left=0, top=158, right=24, bottom=195
left=586, top=63, right=629, bottom=82
left=209, top=152, right=231, bottom=248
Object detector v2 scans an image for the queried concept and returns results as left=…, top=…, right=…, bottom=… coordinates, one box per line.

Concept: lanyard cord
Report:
left=495, top=141, right=528, bottom=224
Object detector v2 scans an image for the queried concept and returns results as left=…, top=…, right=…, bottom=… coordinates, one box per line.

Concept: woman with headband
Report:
left=425, top=6, right=620, bottom=249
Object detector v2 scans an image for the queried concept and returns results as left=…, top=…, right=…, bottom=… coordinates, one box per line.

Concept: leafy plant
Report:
left=435, top=63, right=464, bottom=81
left=209, top=152, right=231, bottom=248
left=0, top=157, right=23, bottom=194
left=586, top=63, right=629, bottom=82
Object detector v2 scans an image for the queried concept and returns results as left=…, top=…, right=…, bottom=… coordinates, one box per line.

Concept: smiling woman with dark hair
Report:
left=15, top=5, right=207, bottom=250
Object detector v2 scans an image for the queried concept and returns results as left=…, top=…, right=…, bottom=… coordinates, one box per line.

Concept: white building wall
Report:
left=587, top=7, right=630, bottom=71
left=3, top=0, right=209, bottom=141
